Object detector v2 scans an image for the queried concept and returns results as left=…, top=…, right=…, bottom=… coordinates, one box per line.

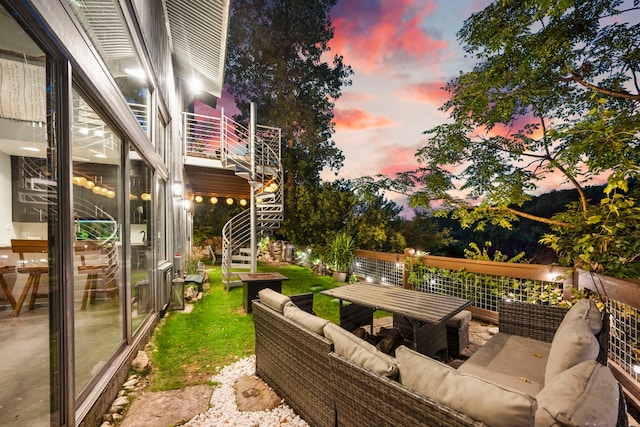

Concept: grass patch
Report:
left=149, top=261, right=349, bottom=391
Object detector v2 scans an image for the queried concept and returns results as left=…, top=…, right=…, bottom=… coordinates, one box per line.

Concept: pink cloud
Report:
left=339, top=92, right=374, bottom=102
left=334, top=108, right=394, bottom=130
left=400, top=81, right=449, bottom=104
left=330, top=0, right=447, bottom=73
left=377, top=145, right=421, bottom=176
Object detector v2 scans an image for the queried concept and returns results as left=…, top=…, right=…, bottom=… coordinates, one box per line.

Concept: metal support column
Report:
left=249, top=102, right=257, bottom=273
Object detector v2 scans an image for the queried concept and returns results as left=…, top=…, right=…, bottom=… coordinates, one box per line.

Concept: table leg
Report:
left=0, top=275, right=17, bottom=309
left=13, top=273, right=34, bottom=317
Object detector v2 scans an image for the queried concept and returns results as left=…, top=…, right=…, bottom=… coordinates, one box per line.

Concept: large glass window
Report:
left=72, top=90, right=124, bottom=395
left=0, top=5, right=51, bottom=426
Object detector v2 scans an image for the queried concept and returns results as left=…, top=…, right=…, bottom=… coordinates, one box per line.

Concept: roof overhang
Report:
left=165, top=0, right=231, bottom=101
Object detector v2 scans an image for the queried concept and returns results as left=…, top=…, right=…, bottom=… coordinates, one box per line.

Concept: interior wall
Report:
left=0, top=152, right=14, bottom=245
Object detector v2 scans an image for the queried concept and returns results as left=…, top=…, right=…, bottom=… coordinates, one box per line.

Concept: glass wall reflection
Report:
left=0, top=5, right=51, bottom=426
left=72, top=91, right=124, bottom=396
left=130, top=152, right=152, bottom=333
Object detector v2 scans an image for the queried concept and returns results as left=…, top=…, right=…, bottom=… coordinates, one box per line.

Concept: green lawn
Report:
left=149, top=261, right=347, bottom=391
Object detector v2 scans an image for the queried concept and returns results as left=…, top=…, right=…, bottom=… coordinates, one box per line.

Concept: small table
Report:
left=321, top=283, right=471, bottom=357
left=237, top=272, right=289, bottom=314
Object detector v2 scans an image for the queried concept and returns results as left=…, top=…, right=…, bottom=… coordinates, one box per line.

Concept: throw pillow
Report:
left=323, top=322, right=398, bottom=378
left=283, top=301, right=329, bottom=335
left=396, top=346, right=536, bottom=427
left=258, top=288, right=291, bottom=313
left=545, top=318, right=599, bottom=384
left=561, top=298, right=602, bottom=335
left=536, top=360, right=619, bottom=426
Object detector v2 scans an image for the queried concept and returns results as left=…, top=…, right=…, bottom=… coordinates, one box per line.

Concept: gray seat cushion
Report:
left=458, top=332, right=551, bottom=394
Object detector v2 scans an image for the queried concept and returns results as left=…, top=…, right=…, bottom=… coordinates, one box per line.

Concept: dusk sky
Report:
left=215, top=0, right=613, bottom=216
left=323, top=0, right=489, bottom=182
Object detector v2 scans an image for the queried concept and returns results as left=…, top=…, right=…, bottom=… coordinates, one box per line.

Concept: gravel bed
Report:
left=183, top=355, right=310, bottom=427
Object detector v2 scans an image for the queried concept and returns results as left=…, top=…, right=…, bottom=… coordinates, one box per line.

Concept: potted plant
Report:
left=325, top=230, right=355, bottom=282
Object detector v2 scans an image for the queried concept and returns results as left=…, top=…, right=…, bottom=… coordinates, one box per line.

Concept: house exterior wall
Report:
left=0, top=0, right=207, bottom=425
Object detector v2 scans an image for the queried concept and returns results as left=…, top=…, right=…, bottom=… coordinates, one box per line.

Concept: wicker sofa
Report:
left=253, top=290, right=627, bottom=427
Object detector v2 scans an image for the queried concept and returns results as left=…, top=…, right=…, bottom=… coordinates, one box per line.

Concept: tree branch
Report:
left=491, top=206, right=571, bottom=227
left=569, top=73, right=640, bottom=100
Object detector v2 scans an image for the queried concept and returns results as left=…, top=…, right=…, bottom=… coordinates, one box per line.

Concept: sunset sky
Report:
left=215, top=0, right=612, bottom=216
left=324, top=0, right=487, bottom=181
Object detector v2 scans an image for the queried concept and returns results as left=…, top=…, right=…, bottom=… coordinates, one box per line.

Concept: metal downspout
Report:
left=250, top=102, right=257, bottom=273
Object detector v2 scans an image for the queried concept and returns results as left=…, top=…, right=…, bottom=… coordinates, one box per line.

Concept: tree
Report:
left=281, top=179, right=406, bottom=253
left=225, top=0, right=353, bottom=202
left=379, top=0, right=640, bottom=276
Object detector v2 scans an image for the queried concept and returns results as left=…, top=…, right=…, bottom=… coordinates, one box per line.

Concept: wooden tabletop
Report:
left=237, top=272, right=289, bottom=282
left=321, top=282, right=471, bottom=324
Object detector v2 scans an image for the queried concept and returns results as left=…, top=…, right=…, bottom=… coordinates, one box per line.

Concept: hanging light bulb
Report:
left=239, top=198, right=247, bottom=207
left=226, top=198, right=234, bottom=205
left=210, top=197, right=218, bottom=204
left=92, top=185, right=102, bottom=194
left=195, top=195, right=203, bottom=203
left=106, top=190, right=116, bottom=198
left=84, top=179, right=95, bottom=190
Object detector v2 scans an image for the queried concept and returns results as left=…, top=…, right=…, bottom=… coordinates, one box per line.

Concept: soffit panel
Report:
left=165, top=0, right=230, bottom=98
left=184, top=165, right=250, bottom=199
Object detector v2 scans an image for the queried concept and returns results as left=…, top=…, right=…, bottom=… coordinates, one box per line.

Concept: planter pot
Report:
left=332, top=271, right=347, bottom=282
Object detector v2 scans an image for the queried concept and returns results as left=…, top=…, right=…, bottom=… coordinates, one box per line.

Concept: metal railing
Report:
left=183, top=112, right=222, bottom=158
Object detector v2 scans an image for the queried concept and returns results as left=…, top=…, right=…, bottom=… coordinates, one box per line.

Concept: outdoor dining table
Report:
left=321, top=282, right=471, bottom=357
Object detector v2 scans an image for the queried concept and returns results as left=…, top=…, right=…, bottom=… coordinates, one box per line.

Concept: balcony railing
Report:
left=352, top=248, right=640, bottom=405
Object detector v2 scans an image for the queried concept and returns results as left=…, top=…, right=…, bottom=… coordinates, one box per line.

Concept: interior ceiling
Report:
left=185, top=165, right=251, bottom=200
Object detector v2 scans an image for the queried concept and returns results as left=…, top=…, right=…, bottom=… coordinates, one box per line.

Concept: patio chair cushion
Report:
left=536, top=359, right=619, bottom=427
left=258, top=288, right=290, bottom=313
left=397, top=346, right=536, bottom=427
left=323, top=322, right=398, bottom=378
left=545, top=317, right=599, bottom=384
left=560, top=298, right=602, bottom=335
left=458, top=333, right=550, bottom=395
left=283, top=301, right=329, bottom=335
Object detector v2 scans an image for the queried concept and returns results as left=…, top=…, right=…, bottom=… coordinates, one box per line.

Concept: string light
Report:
left=210, top=197, right=218, bottom=204
left=195, top=195, right=203, bottom=203
left=226, top=198, right=234, bottom=205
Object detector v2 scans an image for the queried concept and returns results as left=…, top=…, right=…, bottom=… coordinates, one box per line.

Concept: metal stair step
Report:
left=229, top=263, right=251, bottom=269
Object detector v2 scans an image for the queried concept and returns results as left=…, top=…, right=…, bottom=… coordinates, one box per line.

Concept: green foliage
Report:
left=379, top=0, right=640, bottom=276
left=282, top=179, right=406, bottom=252
left=225, top=0, right=352, bottom=201
left=325, top=229, right=355, bottom=272
left=540, top=176, right=640, bottom=277
left=192, top=202, right=244, bottom=245
left=463, top=241, right=525, bottom=263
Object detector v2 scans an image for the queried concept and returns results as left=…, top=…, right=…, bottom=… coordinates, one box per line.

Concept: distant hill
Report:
left=435, top=184, right=607, bottom=263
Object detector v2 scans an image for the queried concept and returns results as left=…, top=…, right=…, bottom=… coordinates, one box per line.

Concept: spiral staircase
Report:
left=183, top=106, right=283, bottom=290
left=220, top=119, right=283, bottom=289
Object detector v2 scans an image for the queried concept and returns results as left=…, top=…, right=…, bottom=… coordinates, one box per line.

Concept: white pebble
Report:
left=183, top=355, right=309, bottom=427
